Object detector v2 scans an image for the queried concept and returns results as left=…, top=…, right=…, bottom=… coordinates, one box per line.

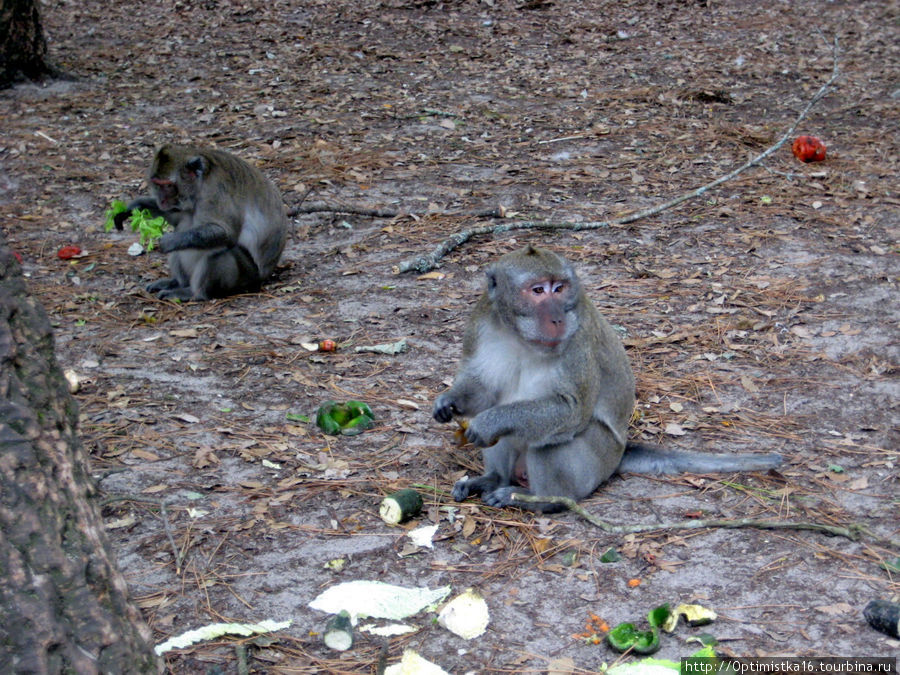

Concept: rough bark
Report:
left=0, top=0, right=54, bottom=87
left=0, top=233, right=159, bottom=673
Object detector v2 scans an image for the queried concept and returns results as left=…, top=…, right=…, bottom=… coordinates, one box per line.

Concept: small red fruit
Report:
left=57, top=245, right=82, bottom=260
left=792, top=135, right=826, bottom=163
left=318, top=339, right=337, bottom=352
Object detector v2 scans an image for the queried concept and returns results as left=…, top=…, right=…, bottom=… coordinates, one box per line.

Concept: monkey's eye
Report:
left=552, top=282, right=567, bottom=293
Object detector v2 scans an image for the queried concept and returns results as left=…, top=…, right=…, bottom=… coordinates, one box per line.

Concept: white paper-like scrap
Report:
left=127, top=242, right=144, bottom=256
left=384, top=649, right=451, bottom=675
left=309, top=580, right=451, bottom=621
left=408, top=524, right=438, bottom=549
left=154, top=620, right=291, bottom=655
left=437, top=588, right=489, bottom=639
left=359, top=622, right=418, bottom=637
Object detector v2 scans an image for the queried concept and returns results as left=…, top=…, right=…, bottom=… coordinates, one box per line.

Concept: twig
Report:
left=394, top=38, right=841, bottom=274
left=288, top=203, right=399, bottom=219
left=287, top=202, right=506, bottom=220
left=101, top=494, right=184, bottom=573
left=511, top=493, right=867, bottom=542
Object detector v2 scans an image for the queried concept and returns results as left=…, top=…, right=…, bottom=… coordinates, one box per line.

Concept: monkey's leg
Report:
left=453, top=437, right=520, bottom=502
left=484, top=423, right=623, bottom=513
left=150, top=252, right=192, bottom=299
left=146, top=277, right=180, bottom=293
left=189, top=246, right=261, bottom=300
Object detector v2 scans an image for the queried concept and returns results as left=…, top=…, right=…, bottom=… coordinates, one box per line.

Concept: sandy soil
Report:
left=1, top=0, right=897, bottom=671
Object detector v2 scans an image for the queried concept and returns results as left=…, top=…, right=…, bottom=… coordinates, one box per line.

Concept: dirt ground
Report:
left=2, top=0, right=898, bottom=672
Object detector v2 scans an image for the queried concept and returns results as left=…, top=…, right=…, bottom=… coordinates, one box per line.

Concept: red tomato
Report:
left=57, top=245, right=82, bottom=260
left=792, top=135, right=827, bottom=163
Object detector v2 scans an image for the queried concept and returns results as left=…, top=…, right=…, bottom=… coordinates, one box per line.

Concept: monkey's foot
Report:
left=453, top=475, right=500, bottom=502
left=484, top=487, right=568, bottom=513
left=482, top=486, right=519, bottom=507
left=452, top=479, right=473, bottom=502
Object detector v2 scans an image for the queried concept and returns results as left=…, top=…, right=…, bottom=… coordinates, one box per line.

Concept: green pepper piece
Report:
left=346, top=400, right=374, bottom=421
left=632, top=627, right=660, bottom=655
left=607, top=622, right=660, bottom=655
left=340, top=414, right=374, bottom=436
left=316, top=402, right=343, bottom=435
left=647, top=603, right=671, bottom=628
left=607, top=622, right=638, bottom=651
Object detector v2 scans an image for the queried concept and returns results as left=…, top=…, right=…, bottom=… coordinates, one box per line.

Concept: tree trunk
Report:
left=0, top=0, right=54, bottom=88
left=0, top=233, right=159, bottom=673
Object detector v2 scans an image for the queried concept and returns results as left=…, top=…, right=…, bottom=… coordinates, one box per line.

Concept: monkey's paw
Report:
left=432, top=394, right=459, bottom=423
left=464, top=413, right=498, bottom=447
left=452, top=479, right=472, bottom=502
left=156, top=233, right=178, bottom=254
left=482, top=487, right=517, bottom=508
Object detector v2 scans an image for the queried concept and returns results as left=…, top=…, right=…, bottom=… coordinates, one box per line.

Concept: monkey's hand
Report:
left=432, top=393, right=462, bottom=424
left=464, top=410, right=506, bottom=447
left=112, top=211, right=129, bottom=231
left=156, top=232, right=178, bottom=254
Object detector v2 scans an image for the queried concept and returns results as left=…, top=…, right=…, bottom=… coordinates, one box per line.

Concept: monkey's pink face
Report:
left=518, top=279, right=575, bottom=349
left=151, top=178, right=179, bottom=211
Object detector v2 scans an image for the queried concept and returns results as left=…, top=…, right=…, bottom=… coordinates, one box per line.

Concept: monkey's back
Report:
left=191, top=147, right=287, bottom=278
left=580, top=296, right=636, bottom=449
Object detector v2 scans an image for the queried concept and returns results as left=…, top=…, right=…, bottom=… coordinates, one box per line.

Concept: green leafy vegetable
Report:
left=104, top=200, right=169, bottom=251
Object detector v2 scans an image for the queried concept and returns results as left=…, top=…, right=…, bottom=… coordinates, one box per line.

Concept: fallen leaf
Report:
left=664, top=422, right=686, bottom=436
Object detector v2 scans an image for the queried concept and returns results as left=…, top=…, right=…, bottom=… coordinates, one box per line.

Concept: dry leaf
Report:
left=665, top=422, right=686, bottom=436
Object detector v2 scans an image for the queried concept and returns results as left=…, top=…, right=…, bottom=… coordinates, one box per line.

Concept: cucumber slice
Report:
left=380, top=489, right=424, bottom=525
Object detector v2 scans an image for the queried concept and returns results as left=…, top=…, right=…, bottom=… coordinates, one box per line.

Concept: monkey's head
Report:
left=486, top=246, right=582, bottom=350
left=148, top=144, right=208, bottom=213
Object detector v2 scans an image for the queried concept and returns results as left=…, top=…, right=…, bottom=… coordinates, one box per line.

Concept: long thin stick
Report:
left=394, top=39, right=840, bottom=274
left=510, top=493, right=871, bottom=542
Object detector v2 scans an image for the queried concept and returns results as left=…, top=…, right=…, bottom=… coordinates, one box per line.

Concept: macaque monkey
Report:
left=433, top=246, right=781, bottom=512
left=115, top=144, right=287, bottom=301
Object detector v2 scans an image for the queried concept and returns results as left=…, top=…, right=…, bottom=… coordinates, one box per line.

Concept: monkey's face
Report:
left=513, top=277, right=579, bottom=349
left=150, top=177, right=179, bottom=211
left=148, top=146, right=204, bottom=213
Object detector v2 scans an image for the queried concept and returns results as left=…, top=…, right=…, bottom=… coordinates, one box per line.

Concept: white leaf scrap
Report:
left=154, top=620, right=291, bottom=655
left=309, top=580, right=451, bottom=621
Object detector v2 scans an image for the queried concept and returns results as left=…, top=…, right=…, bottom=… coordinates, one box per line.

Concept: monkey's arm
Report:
left=464, top=393, right=584, bottom=448
left=432, top=374, right=498, bottom=423
left=157, top=223, right=234, bottom=254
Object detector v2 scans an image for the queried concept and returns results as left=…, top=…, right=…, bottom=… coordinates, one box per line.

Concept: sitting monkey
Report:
left=433, top=246, right=781, bottom=512
left=115, top=144, right=287, bottom=301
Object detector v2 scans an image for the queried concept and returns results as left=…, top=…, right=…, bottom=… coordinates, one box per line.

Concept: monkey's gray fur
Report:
left=433, top=246, right=781, bottom=512
left=115, top=144, right=287, bottom=301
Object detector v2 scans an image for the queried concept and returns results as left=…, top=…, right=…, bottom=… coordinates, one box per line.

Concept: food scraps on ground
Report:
left=791, top=135, right=827, bottom=162
left=315, top=400, right=375, bottom=436
left=380, top=488, right=424, bottom=525
left=322, top=610, right=354, bottom=651
left=308, top=580, right=451, bottom=621
left=436, top=588, right=490, bottom=639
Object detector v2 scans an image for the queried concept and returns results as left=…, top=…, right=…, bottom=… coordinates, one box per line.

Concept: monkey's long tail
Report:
left=619, top=442, right=782, bottom=475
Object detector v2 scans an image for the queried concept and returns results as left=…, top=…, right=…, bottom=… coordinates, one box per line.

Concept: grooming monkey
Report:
left=433, top=246, right=782, bottom=512
left=115, top=145, right=287, bottom=301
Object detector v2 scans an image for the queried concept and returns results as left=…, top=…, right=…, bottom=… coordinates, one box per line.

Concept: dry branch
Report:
left=394, top=39, right=841, bottom=274
left=511, top=493, right=870, bottom=542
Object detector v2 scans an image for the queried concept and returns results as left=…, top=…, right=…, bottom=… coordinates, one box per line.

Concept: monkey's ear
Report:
left=185, top=155, right=209, bottom=178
